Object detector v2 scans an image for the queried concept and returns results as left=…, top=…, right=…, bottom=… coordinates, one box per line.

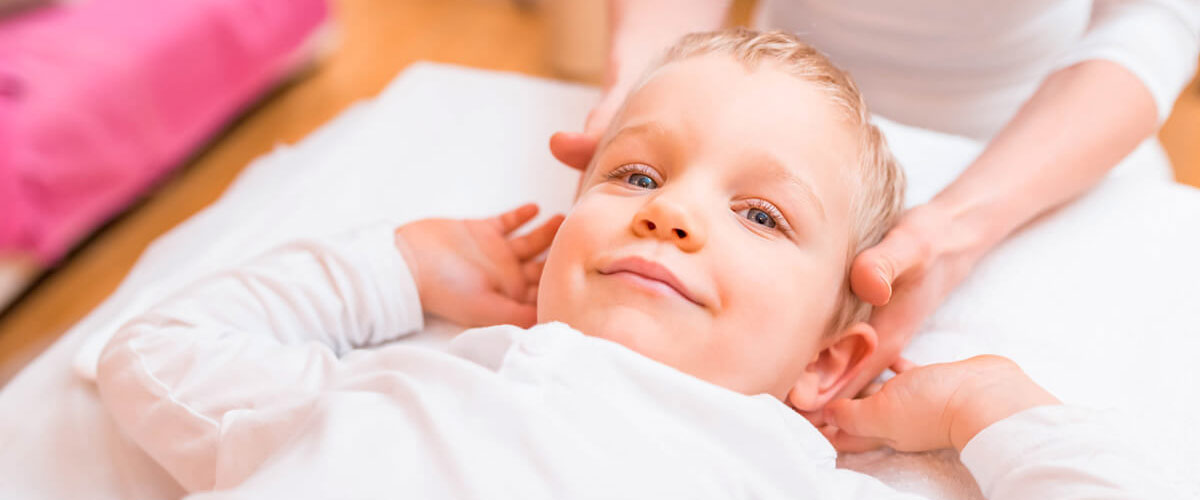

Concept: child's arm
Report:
left=96, top=204, right=561, bottom=493
left=821, top=355, right=1178, bottom=498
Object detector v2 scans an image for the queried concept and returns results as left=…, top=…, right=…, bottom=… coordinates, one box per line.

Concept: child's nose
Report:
left=632, top=200, right=707, bottom=253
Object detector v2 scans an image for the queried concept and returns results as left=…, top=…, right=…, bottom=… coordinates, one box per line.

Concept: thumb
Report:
left=549, top=132, right=598, bottom=171
left=462, top=292, right=538, bottom=328
left=850, top=228, right=931, bottom=306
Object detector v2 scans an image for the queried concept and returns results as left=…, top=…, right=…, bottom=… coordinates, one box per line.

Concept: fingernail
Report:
left=874, top=267, right=892, bottom=299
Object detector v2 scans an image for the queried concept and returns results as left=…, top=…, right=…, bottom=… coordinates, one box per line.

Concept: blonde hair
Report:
left=650, top=28, right=907, bottom=334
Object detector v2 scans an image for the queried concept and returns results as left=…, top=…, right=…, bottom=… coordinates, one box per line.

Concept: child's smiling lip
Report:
left=596, top=256, right=706, bottom=307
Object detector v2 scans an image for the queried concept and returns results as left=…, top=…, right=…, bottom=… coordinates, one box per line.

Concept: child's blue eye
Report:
left=746, top=208, right=777, bottom=228
left=627, top=173, right=658, bottom=189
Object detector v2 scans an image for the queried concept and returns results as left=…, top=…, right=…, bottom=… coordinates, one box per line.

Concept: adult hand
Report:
left=549, top=77, right=637, bottom=171
left=822, top=355, right=1060, bottom=453
left=842, top=203, right=987, bottom=398
left=394, top=203, right=564, bottom=328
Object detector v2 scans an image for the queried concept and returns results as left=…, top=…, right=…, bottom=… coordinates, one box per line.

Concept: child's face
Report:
left=538, top=55, right=862, bottom=399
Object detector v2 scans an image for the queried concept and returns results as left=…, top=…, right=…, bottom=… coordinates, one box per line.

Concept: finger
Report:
left=522, top=284, right=538, bottom=305
left=856, top=382, right=884, bottom=399
left=510, top=215, right=565, bottom=261
left=828, top=430, right=889, bottom=454
left=549, top=132, right=598, bottom=171
left=493, top=262, right=529, bottom=303
left=823, top=397, right=894, bottom=442
left=817, top=423, right=838, bottom=443
left=462, top=292, right=538, bottom=328
left=891, top=357, right=918, bottom=374
left=836, top=351, right=892, bottom=400
left=522, top=259, right=546, bottom=283
left=490, top=203, right=540, bottom=235
left=849, top=227, right=931, bottom=306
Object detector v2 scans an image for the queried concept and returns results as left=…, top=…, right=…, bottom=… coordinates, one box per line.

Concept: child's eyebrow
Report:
left=603, top=121, right=670, bottom=150
left=750, top=153, right=828, bottom=223
left=605, top=121, right=827, bottom=222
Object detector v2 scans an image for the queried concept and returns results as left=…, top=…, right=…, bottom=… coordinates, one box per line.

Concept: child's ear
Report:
left=786, top=322, right=877, bottom=413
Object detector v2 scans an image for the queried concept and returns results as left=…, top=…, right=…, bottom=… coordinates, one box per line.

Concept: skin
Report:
left=551, top=3, right=1159, bottom=399
left=823, top=355, right=1060, bottom=454
left=395, top=55, right=1062, bottom=454
left=537, top=55, right=876, bottom=406
left=395, top=203, right=563, bottom=328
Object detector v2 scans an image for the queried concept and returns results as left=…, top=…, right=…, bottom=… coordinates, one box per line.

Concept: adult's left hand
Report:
left=842, top=203, right=988, bottom=398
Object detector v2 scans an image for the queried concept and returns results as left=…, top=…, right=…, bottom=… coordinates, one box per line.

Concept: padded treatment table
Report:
left=1, top=63, right=1197, bottom=499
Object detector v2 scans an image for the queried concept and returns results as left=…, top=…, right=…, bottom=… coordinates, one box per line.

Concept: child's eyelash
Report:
left=741, top=199, right=794, bottom=234
left=601, top=165, right=794, bottom=236
left=605, top=163, right=660, bottom=182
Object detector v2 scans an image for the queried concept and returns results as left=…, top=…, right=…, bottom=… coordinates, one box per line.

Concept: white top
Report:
left=758, top=0, right=1200, bottom=138
left=96, top=224, right=1177, bottom=499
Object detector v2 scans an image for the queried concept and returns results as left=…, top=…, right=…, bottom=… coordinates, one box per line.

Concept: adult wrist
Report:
left=947, top=365, right=1061, bottom=452
left=923, top=189, right=1017, bottom=264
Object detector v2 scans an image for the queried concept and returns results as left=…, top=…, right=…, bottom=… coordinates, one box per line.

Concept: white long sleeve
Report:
left=97, top=226, right=1182, bottom=499
left=961, top=405, right=1181, bottom=499
left=96, top=223, right=424, bottom=492
left=1055, top=0, right=1200, bottom=122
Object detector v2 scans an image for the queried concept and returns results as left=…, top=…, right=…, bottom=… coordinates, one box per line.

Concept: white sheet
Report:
left=0, top=63, right=1197, bottom=499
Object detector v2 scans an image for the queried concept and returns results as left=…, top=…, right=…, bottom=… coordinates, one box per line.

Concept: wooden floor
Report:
left=0, top=0, right=1197, bottom=387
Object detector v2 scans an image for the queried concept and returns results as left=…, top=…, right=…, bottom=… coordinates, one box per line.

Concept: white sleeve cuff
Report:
left=960, top=404, right=1178, bottom=498
left=325, top=222, right=425, bottom=347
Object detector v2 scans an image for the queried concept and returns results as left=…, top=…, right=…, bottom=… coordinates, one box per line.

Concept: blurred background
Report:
left=0, top=0, right=1196, bottom=386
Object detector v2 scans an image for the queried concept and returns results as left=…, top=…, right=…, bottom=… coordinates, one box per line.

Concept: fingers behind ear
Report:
left=891, top=357, right=918, bottom=374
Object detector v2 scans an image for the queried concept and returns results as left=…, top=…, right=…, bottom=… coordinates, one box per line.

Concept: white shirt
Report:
left=96, top=224, right=1177, bottom=499
left=758, top=0, right=1200, bottom=138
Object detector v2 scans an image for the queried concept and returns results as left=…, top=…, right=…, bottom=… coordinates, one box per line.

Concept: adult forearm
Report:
left=929, top=60, right=1159, bottom=257
left=606, top=0, right=732, bottom=89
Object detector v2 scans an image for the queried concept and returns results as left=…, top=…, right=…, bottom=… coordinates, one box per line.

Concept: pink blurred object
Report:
left=0, top=0, right=329, bottom=264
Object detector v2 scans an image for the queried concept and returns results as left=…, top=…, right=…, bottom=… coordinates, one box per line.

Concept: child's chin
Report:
left=562, top=305, right=694, bottom=356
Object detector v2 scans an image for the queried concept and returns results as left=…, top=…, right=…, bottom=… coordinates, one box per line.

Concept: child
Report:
left=98, top=29, right=1172, bottom=498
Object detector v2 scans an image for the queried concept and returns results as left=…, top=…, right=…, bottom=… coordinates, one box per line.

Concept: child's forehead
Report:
left=630, top=55, right=837, bottom=115
left=618, top=56, right=857, bottom=165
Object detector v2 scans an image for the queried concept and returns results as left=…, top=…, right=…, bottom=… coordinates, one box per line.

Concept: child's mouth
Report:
left=596, top=256, right=705, bottom=307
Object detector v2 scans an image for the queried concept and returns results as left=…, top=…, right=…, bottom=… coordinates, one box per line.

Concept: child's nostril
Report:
left=646, top=221, right=656, bottom=230
left=674, top=228, right=687, bottom=239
